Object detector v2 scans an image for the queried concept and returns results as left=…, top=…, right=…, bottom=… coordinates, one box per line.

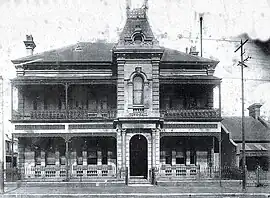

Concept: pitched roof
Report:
left=12, top=8, right=219, bottom=66
left=222, top=116, right=270, bottom=142
left=161, top=48, right=218, bottom=65
left=12, top=42, right=218, bottom=66
left=12, top=42, right=115, bottom=64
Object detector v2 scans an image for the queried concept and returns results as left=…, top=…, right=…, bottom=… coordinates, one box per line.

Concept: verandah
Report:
left=18, top=136, right=117, bottom=181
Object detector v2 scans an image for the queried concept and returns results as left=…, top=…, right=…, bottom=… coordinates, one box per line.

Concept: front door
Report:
left=129, top=134, right=148, bottom=178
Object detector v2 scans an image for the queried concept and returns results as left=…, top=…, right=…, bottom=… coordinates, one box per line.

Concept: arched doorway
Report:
left=129, top=134, right=148, bottom=178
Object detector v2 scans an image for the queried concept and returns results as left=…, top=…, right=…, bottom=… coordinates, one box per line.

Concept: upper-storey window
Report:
left=133, top=75, right=144, bottom=105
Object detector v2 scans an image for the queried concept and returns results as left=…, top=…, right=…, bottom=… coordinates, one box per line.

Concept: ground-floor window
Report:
left=245, top=156, right=269, bottom=171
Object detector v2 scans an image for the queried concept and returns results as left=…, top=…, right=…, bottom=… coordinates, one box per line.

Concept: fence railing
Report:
left=158, top=165, right=269, bottom=183
left=159, top=165, right=220, bottom=179
left=5, top=164, right=116, bottom=181
left=12, top=109, right=117, bottom=120
left=4, top=165, right=269, bottom=185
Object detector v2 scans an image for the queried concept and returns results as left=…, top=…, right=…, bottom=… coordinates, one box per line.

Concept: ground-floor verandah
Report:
left=14, top=130, right=221, bottom=182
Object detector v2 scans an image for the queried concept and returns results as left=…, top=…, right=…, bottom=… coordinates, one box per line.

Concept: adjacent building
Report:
left=10, top=7, right=223, bottom=183
left=222, top=103, right=270, bottom=178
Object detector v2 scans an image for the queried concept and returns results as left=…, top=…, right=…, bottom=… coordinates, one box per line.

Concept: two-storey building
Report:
left=10, top=7, right=222, bottom=183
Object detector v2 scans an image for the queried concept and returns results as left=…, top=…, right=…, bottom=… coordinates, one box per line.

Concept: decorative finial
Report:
left=126, top=0, right=131, bottom=9
left=143, top=0, right=148, bottom=9
left=126, top=0, right=131, bottom=17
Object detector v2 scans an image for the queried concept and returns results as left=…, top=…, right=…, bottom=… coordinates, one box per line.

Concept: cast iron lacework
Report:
left=163, top=124, right=218, bottom=129
left=15, top=125, right=65, bottom=130
left=69, top=124, right=114, bottom=129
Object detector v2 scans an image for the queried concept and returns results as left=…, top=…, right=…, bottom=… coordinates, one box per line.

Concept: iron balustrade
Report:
left=12, top=109, right=117, bottom=120
left=160, top=108, right=220, bottom=119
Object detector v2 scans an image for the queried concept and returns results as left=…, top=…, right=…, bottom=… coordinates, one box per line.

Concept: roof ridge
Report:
left=258, top=116, right=270, bottom=129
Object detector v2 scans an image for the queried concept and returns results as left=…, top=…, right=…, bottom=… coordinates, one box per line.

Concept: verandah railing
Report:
left=12, top=109, right=117, bottom=120
left=160, top=108, right=220, bottom=119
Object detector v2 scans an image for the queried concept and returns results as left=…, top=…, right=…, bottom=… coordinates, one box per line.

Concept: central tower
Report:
left=114, top=6, right=163, bottom=120
left=113, top=5, right=163, bottom=180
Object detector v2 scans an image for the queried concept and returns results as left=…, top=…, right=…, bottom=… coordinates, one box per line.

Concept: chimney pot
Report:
left=247, top=103, right=262, bottom=119
left=189, top=46, right=199, bottom=56
left=23, top=34, right=36, bottom=56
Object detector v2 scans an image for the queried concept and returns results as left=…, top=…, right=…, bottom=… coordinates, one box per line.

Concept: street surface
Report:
left=0, top=182, right=269, bottom=198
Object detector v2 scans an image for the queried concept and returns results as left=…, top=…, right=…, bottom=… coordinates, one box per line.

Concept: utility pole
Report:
left=234, top=39, right=250, bottom=191
left=199, top=14, right=203, bottom=57
left=0, top=76, right=4, bottom=193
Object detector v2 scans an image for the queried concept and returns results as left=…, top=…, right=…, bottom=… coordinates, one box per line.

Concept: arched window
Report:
left=133, top=75, right=144, bottom=105
left=133, top=33, right=143, bottom=44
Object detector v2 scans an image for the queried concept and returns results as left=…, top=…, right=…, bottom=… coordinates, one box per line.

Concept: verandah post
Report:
left=219, top=135, right=222, bottom=187
left=64, top=137, right=71, bottom=181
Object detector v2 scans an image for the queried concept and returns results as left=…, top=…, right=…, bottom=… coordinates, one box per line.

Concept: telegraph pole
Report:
left=199, top=14, right=203, bottom=57
left=234, top=39, right=250, bottom=191
left=0, top=76, right=4, bottom=193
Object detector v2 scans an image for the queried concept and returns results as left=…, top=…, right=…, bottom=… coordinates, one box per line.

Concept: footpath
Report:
left=0, top=180, right=269, bottom=198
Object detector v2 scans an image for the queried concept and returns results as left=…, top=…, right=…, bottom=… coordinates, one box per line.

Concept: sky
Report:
left=0, top=0, right=270, bottom=135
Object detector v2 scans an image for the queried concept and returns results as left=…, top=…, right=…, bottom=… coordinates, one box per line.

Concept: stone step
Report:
left=129, top=179, right=149, bottom=184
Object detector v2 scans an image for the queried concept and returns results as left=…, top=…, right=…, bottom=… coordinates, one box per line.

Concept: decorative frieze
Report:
left=68, top=124, right=113, bottom=129
left=15, top=124, right=65, bottom=130
left=23, top=69, right=113, bottom=77
left=163, top=124, right=218, bottom=129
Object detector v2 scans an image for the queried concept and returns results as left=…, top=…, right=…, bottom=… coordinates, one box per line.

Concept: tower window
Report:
left=133, top=75, right=144, bottom=105
left=133, top=33, right=143, bottom=44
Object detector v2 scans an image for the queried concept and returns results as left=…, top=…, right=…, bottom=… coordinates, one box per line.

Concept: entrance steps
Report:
left=128, top=176, right=152, bottom=186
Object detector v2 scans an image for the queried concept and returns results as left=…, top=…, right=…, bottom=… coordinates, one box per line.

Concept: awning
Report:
left=237, top=143, right=270, bottom=156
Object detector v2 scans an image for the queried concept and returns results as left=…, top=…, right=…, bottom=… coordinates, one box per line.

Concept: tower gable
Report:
left=115, top=8, right=160, bottom=50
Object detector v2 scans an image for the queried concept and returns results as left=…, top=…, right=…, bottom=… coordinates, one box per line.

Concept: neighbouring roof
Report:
left=222, top=116, right=270, bottom=142
left=237, top=143, right=270, bottom=151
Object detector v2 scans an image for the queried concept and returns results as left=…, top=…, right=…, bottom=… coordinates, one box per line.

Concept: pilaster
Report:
left=116, top=129, right=122, bottom=178
left=155, top=128, right=160, bottom=166
left=122, top=129, right=127, bottom=170
left=151, top=59, right=160, bottom=114
left=117, top=58, right=125, bottom=116
left=151, top=129, right=156, bottom=168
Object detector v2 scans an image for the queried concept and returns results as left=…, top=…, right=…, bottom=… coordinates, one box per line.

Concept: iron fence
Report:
left=4, top=165, right=269, bottom=187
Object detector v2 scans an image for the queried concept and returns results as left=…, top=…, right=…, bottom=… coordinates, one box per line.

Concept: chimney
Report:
left=23, top=35, right=36, bottom=56
left=247, top=103, right=262, bottom=119
left=189, top=46, right=199, bottom=56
